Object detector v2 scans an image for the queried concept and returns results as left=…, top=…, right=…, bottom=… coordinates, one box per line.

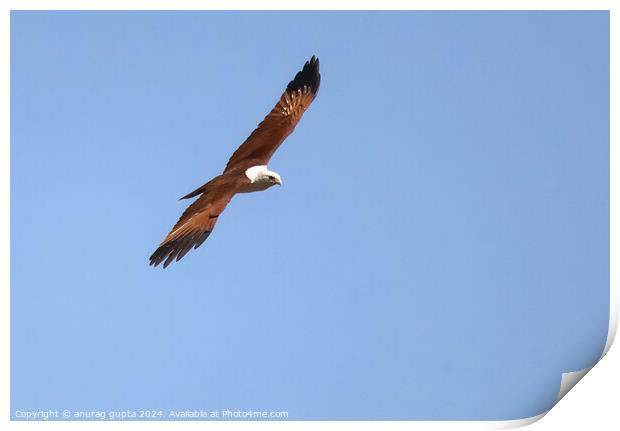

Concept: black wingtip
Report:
left=149, top=230, right=212, bottom=269
left=286, top=55, right=321, bottom=96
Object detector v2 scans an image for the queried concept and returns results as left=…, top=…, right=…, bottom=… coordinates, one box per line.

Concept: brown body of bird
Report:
left=150, top=56, right=321, bottom=268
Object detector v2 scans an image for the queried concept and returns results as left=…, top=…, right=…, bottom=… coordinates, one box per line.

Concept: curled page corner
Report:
left=489, top=367, right=594, bottom=430
left=550, top=292, right=618, bottom=405
left=555, top=367, right=592, bottom=403
left=548, top=278, right=620, bottom=407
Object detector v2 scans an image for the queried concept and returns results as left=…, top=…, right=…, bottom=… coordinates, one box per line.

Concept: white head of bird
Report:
left=244, top=165, right=282, bottom=192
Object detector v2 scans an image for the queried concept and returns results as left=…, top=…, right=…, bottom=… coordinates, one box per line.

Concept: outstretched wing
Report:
left=224, top=55, right=321, bottom=173
left=149, top=174, right=246, bottom=268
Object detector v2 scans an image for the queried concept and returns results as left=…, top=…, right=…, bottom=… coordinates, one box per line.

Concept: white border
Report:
left=1, top=1, right=617, bottom=430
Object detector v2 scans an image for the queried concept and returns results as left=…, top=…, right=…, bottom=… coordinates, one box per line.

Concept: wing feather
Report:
left=224, top=56, right=321, bottom=172
left=149, top=174, right=245, bottom=268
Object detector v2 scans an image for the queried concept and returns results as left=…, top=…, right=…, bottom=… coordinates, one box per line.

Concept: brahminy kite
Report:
left=150, top=56, right=321, bottom=268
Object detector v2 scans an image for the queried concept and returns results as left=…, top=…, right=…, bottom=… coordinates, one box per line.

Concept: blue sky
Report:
left=11, top=11, right=609, bottom=420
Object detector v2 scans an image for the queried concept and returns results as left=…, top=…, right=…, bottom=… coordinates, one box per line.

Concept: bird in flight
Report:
left=150, top=56, right=321, bottom=268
